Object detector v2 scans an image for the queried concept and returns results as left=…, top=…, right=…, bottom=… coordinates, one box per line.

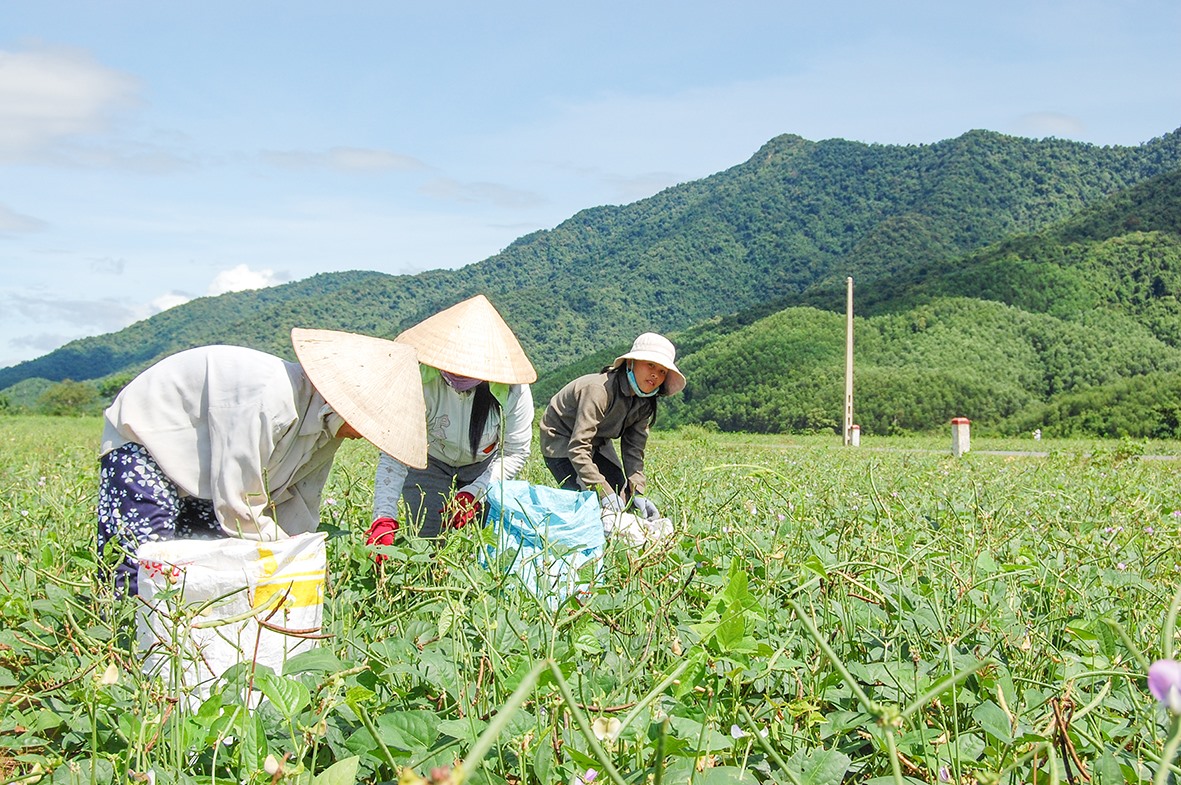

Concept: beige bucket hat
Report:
left=611, top=332, right=686, bottom=395
left=396, top=294, right=537, bottom=384
left=291, top=328, right=428, bottom=468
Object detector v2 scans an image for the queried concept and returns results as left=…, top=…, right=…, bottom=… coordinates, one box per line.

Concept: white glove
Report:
left=633, top=496, right=660, bottom=521
left=600, top=493, right=625, bottom=514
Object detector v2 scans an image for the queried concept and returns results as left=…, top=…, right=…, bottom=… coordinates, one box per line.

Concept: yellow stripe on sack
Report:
left=254, top=572, right=325, bottom=610
left=252, top=545, right=325, bottom=610
left=257, top=546, right=280, bottom=577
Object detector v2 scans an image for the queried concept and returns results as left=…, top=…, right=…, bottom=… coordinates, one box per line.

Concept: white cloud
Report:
left=1014, top=112, right=1088, bottom=139
left=262, top=146, right=427, bottom=173
left=0, top=45, right=138, bottom=161
left=149, top=292, right=191, bottom=313
left=140, top=263, right=284, bottom=320
left=0, top=202, right=46, bottom=233
left=602, top=171, right=683, bottom=203
left=11, top=330, right=77, bottom=353
left=90, top=256, right=125, bottom=275
left=419, top=177, right=546, bottom=208
left=2, top=293, right=136, bottom=332
left=208, top=264, right=280, bottom=296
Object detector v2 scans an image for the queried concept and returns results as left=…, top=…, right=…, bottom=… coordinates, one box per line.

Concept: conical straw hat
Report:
left=291, top=328, right=428, bottom=468
left=396, top=294, right=537, bottom=384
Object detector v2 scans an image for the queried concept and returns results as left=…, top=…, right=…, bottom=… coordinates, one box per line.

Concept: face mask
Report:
left=441, top=370, right=482, bottom=392
left=626, top=362, right=659, bottom=398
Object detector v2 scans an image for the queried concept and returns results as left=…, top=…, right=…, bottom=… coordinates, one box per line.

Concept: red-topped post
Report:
left=951, top=417, right=971, bottom=457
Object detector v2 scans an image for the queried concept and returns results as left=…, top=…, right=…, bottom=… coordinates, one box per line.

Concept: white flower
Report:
left=592, top=717, right=622, bottom=742
left=730, top=724, right=747, bottom=738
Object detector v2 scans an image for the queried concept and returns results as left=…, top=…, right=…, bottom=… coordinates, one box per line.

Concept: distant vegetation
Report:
left=5, top=128, right=1181, bottom=437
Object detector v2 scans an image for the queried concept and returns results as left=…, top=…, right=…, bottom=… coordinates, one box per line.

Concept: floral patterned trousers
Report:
left=97, top=442, right=225, bottom=597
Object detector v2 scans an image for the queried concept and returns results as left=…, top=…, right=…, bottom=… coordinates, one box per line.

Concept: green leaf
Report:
left=238, top=712, right=269, bottom=771
left=438, top=717, right=489, bottom=743
left=943, top=732, right=986, bottom=763
left=258, top=671, right=310, bottom=718
left=692, top=767, right=760, bottom=784
left=532, top=736, right=554, bottom=785
left=437, top=604, right=456, bottom=638
left=50, top=758, right=114, bottom=785
left=802, top=554, right=829, bottom=580
left=375, top=710, right=440, bottom=751
left=416, top=649, right=462, bottom=699
left=284, top=648, right=345, bottom=674
left=668, top=716, right=733, bottom=753
left=1090, top=749, right=1126, bottom=784
left=972, top=700, right=1013, bottom=744
left=344, top=684, right=376, bottom=708
left=786, top=746, right=852, bottom=785
left=715, top=608, right=747, bottom=652
left=312, top=755, right=360, bottom=785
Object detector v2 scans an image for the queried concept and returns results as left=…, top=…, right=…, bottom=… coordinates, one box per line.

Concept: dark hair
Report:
left=468, top=382, right=503, bottom=456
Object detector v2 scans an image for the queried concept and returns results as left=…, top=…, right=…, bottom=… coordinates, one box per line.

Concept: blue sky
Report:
left=2, top=0, right=1179, bottom=370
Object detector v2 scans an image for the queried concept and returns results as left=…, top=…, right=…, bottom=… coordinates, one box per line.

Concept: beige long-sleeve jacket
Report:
left=100, top=345, right=341, bottom=540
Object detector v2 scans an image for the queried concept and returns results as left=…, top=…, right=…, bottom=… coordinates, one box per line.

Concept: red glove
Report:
left=365, top=517, right=398, bottom=564
left=445, top=491, right=481, bottom=529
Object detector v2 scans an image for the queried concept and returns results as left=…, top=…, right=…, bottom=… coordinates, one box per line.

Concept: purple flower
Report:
left=1149, top=659, right=1181, bottom=713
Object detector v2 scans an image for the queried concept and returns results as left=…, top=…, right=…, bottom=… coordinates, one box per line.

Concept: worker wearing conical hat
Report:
left=98, top=329, right=427, bottom=596
left=368, top=294, right=537, bottom=547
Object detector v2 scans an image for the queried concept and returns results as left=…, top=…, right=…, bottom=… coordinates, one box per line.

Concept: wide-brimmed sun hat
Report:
left=396, top=294, right=537, bottom=384
left=611, top=332, right=686, bottom=395
left=291, top=327, right=428, bottom=468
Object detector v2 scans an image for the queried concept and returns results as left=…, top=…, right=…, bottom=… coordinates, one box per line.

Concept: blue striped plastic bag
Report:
left=482, top=480, right=605, bottom=608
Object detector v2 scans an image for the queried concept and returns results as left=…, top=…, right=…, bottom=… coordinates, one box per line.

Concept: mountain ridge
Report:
left=4, top=127, right=1181, bottom=417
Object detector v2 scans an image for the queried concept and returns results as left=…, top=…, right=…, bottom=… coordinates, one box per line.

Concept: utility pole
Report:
left=844, top=276, right=855, bottom=446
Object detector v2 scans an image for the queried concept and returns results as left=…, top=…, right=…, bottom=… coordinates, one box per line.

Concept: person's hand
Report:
left=365, top=517, right=398, bottom=564
left=445, top=491, right=482, bottom=529
left=633, top=496, right=660, bottom=521
left=600, top=492, right=625, bottom=514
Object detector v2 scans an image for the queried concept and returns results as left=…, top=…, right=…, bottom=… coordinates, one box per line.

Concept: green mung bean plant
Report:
left=2, top=415, right=1180, bottom=784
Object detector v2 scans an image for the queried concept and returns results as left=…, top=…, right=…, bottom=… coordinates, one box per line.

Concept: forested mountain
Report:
left=4, top=127, right=1181, bottom=394
left=647, top=168, right=1181, bottom=437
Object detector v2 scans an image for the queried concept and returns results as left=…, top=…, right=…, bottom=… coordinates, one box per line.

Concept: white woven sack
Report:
left=135, top=532, right=326, bottom=699
left=604, top=511, right=674, bottom=546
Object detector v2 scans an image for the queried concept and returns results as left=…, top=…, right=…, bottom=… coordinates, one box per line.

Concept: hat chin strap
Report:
left=626, top=362, right=659, bottom=398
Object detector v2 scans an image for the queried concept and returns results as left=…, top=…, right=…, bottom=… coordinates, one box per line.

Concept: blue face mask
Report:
left=626, top=362, right=659, bottom=398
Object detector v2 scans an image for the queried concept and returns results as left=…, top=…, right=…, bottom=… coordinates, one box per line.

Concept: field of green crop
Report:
left=2, top=415, right=1180, bottom=785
